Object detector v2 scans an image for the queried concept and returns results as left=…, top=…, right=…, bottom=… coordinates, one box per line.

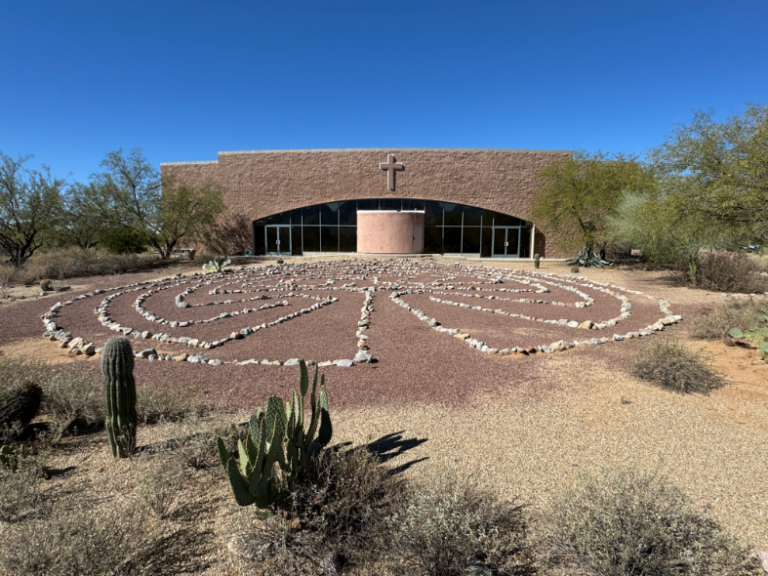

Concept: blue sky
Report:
left=2, top=0, right=766, bottom=181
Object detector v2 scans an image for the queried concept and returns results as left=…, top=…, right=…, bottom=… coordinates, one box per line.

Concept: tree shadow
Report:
left=364, top=430, right=429, bottom=475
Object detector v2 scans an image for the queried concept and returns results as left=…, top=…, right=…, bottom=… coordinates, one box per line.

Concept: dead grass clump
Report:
left=233, top=447, right=407, bottom=575
left=9, top=248, right=159, bottom=284
left=0, top=449, right=46, bottom=524
left=689, top=297, right=768, bottom=340
left=388, top=472, right=536, bottom=576
left=137, top=457, right=185, bottom=520
left=628, top=339, right=725, bottom=394
left=541, top=467, right=758, bottom=576
left=135, top=383, right=204, bottom=424
left=682, top=251, right=768, bottom=294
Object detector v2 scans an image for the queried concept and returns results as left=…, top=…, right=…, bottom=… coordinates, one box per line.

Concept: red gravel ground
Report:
left=0, top=259, right=688, bottom=410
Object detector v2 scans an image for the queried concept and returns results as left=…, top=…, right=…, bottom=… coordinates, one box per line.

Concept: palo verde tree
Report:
left=648, top=103, right=768, bottom=249
left=92, top=149, right=224, bottom=258
left=0, top=152, right=64, bottom=266
left=156, top=176, right=224, bottom=258
left=531, top=151, right=654, bottom=263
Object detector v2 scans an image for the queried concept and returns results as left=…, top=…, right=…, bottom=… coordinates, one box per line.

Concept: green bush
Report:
left=628, top=339, right=725, bottom=394
left=689, top=297, right=768, bottom=340
left=388, top=472, right=536, bottom=576
left=100, top=227, right=150, bottom=255
left=542, top=467, right=758, bottom=576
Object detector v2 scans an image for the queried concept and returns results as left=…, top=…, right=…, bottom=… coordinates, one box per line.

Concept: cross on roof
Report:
left=378, top=154, right=404, bottom=191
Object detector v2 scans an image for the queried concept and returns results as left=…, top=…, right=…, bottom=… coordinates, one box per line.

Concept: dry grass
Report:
left=689, top=296, right=768, bottom=340
left=4, top=248, right=161, bottom=285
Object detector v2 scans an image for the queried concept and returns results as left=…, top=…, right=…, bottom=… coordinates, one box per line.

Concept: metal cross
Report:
left=378, top=154, right=404, bottom=191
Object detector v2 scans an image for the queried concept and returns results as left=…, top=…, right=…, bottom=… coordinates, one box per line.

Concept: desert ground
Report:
left=1, top=255, right=766, bottom=572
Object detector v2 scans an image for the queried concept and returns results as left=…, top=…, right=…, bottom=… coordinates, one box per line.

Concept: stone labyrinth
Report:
left=40, top=260, right=681, bottom=367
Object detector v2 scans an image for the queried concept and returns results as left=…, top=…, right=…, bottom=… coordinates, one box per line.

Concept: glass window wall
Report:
left=253, top=199, right=532, bottom=257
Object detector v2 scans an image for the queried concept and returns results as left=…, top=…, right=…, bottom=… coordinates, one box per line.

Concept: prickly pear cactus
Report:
left=218, top=360, right=333, bottom=509
left=102, top=337, right=137, bottom=458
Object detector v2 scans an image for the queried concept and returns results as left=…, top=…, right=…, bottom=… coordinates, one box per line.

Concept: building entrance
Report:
left=265, top=225, right=291, bottom=256
left=492, top=226, right=521, bottom=257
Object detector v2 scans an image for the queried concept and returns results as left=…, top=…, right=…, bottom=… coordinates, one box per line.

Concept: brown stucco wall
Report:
left=161, top=148, right=572, bottom=257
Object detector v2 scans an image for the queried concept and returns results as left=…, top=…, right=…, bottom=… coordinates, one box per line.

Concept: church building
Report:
left=160, top=148, right=571, bottom=258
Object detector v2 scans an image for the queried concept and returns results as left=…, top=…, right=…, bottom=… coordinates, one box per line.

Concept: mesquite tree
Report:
left=0, top=152, right=64, bottom=266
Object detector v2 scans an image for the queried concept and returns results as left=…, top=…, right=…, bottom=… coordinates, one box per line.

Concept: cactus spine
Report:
left=102, top=337, right=137, bottom=458
left=218, top=359, right=332, bottom=509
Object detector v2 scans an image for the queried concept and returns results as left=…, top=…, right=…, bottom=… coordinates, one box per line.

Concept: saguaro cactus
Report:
left=102, top=337, right=137, bottom=458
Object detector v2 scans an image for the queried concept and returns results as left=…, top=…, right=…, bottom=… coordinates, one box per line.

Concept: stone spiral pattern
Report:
left=39, top=260, right=681, bottom=366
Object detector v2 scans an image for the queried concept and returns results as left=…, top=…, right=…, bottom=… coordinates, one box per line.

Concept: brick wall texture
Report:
left=161, top=148, right=572, bottom=258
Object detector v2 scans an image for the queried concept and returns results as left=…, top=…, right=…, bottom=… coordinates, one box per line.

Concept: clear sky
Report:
left=2, top=0, right=766, bottom=181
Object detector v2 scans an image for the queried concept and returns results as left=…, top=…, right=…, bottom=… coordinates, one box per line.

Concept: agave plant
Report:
left=729, top=309, right=768, bottom=359
left=217, top=360, right=332, bottom=509
left=202, top=257, right=232, bottom=273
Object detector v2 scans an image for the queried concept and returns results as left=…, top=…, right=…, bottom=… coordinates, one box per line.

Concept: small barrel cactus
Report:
left=102, top=337, right=137, bottom=458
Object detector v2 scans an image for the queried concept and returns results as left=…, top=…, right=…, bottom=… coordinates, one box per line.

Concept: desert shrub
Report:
left=8, top=247, right=155, bottom=283
left=542, top=467, right=758, bottom=576
left=388, top=472, right=536, bottom=576
left=628, top=339, right=725, bottom=394
left=0, top=449, right=46, bottom=523
left=100, top=227, right=151, bottom=255
left=137, top=457, right=185, bottom=520
left=42, top=365, right=105, bottom=439
left=679, top=251, right=768, bottom=293
left=233, top=446, right=407, bottom=575
left=135, top=383, right=203, bottom=424
left=0, top=496, right=202, bottom=576
left=689, top=297, right=768, bottom=340
left=0, top=357, right=51, bottom=395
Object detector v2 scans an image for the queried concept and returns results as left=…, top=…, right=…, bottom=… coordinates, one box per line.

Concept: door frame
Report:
left=491, top=226, right=521, bottom=258
left=265, top=224, right=292, bottom=256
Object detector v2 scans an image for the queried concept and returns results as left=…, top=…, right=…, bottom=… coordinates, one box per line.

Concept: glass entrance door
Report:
left=492, top=227, right=521, bottom=257
left=265, top=225, right=291, bottom=256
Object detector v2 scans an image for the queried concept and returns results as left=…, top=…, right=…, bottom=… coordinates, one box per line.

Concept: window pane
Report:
left=302, top=205, right=320, bottom=225
left=480, top=227, right=492, bottom=257
left=463, top=206, right=483, bottom=226
left=253, top=224, right=266, bottom=256
left=443, top=203, right=462, bottom=226
left=519, top=225, right=531, bottom=258
left=357, top=199, right=379, bottom=211
left=338, top=201, right=357, bottom=225
left=339, top=227, right=356, bottom=252
left=303, top=226, right=320, bottom=251
left=381, top=198, right=401, bottom=211
left=291, top=226, right=303, bottom=256
left=402, top=198, right=425, bottom=211
left=492, top=211, right=523, bottom=226
left=462, top=227, right=480, bottom=254
left=425, top=201, right=442, bottom=226
left=443, top=227, right=461, bottom=253
left=320, top=203, right=339, bottom=225
left=321, top=226, right=338, bottom=251
left=424, top=226, right=442, bottom=254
